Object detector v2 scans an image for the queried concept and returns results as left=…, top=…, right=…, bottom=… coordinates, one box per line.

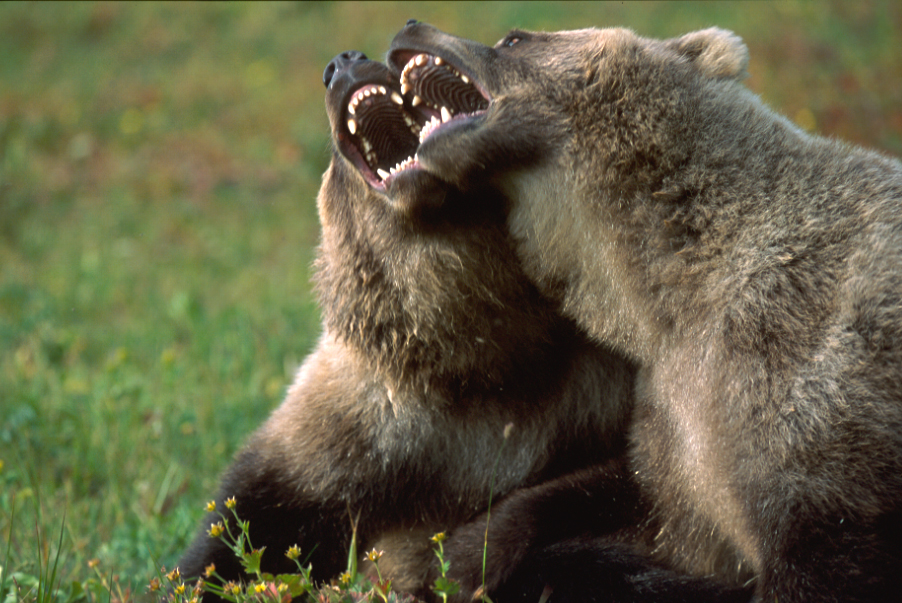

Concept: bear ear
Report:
left=668, top=27, right=748, bottom=80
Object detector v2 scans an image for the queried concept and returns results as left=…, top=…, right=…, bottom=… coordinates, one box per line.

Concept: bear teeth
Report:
left=399, top=54, right=464, bottom=82
left=399, top=53, right=472, bottom=101
left=341, top=53, right=487, bottom=186
left=386, top=156, right=417, bottom=179
left=419, top=115, right=443, bottom=144
left=347, top=84, right=392, bottom=117
left=397, top=51, right=489, bottom=131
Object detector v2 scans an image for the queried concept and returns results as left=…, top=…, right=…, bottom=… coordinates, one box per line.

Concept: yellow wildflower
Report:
left=366, top=549, right=383, bottom=562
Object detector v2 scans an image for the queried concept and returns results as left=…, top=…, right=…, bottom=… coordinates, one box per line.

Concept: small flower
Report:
left=205, top=500, right=217, bottom=512
left=148, top=577, right=162, bottom=592
left=277, top=583, right=288, bottom=594
left=254, top=583, right=267, bottom=594
left=208, top=521, right=225, bottom=538
left=224, top=582, right=242, bottom=596
left=366, top=549, right=383, bottom=563
left=339, top=571, right=352, bottom=586
left=88, top=558, right=100, bottom=569
left=430, top=532, right=446, bottom=543
left=204, top=563, right=216, bottom=578
left=285, top=544, right=301, bottom=560
left=174, top=584, right=186, bottom=595
left=166, top=568, right=181, bottom=582
left=225, top=496, right=237, bottom=509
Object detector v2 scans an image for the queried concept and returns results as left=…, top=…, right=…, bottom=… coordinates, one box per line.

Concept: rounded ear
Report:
left=669, top=27, right=748, bottom=80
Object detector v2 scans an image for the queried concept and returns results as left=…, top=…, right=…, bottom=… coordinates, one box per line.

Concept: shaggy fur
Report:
left=386, top=22, right=902, bottom=602
left=177, top=52, right=645, bottom=601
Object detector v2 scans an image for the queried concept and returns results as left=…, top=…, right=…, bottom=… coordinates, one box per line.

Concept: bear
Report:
left=177, top=46, right=665, bottom=601
left=383, top=21, right=902, bottom=603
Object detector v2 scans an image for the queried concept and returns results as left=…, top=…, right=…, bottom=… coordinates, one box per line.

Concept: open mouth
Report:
left=339, top=52, right=490, bottom=188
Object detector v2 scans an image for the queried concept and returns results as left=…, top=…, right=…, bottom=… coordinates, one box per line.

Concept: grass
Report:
left=1, top=1, right=899, bottom=601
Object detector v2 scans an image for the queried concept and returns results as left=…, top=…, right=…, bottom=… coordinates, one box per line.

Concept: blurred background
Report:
left=1, top=1, right=899, bottom=599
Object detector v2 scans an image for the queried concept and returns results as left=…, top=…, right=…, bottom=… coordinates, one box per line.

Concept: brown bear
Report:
left=178, top=47, right=677, bottom=602
left=384, top=21, right=902, bottom=603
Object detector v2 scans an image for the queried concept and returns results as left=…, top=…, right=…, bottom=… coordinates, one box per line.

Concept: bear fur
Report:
left=385, top=22, right=902, bottom=603
left=178, top=51, right=658, bottom=601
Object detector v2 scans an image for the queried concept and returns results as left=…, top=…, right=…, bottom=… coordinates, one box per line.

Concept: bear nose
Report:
left=406, top=19, right=418, bottom=26
left=323, top=50, right=368, bottom=88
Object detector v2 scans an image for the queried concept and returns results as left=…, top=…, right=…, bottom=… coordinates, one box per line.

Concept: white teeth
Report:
left=386, top=156, right=416, bottom=177
left=441, top=106, right=452, bottom=122
left=398, top=53, right=479, bottom=118
left=377, top=168, right=390, bottom=180
left=347, top=119, right=357, bottom=134
left=347, top=84, right=401, bottom=120
left=419, top=115, right=442, bottom=143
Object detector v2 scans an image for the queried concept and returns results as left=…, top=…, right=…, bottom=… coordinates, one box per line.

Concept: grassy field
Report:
left=1, top=1, right=900, bottom=600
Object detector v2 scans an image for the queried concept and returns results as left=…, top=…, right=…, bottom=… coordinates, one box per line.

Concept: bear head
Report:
left=380, top=22, right=748, bottom=193
left=319, top=49, right=563, bottom=395
left=379, top=23, right=754, bottom=359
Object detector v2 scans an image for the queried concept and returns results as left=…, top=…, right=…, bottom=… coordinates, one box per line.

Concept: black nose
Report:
left=406, top=19, right=418, bottom=26
left=323, top=50, right=368, bottom=88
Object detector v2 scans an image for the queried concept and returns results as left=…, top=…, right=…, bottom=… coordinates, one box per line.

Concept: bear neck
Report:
left=509, top=84, right=852, bottom=365
left=313, top=218, right=562, bottom=396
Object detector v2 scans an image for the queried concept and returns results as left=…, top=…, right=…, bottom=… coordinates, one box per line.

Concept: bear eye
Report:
left=498, top=32, right=526, bottom=49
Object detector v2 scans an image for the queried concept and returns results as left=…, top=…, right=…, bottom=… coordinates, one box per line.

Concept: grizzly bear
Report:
left=177, top=47, right=707, bottom=602
left=385, top=21, right=902, bottom=603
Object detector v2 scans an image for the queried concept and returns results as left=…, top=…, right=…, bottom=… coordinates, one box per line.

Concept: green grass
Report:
left=1, top=1, right=899, bottom=601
